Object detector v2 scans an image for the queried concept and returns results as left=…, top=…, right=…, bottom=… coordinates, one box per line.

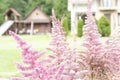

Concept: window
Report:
left=118, top=13, right=120, bottom=26
left=102, top=0, right=112, bottom=7
left=36, top=12, right=39, bottom=15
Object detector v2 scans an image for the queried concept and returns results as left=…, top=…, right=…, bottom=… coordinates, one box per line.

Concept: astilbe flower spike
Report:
left=78, top=0, right=103, bottom=79
left=9, top=31, right=50, bottom=80
left=104, top=16, right=120, bottom=79
left=104, top=39, right=120, bottom=80
left=9, top=31, right=64, bottom=80
left=76, top=0, right=120, bottom=80
left=47, top=9, right=80, bottom=80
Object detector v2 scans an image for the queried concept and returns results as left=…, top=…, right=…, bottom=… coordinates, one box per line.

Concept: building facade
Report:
left=68, top=0, right=120, bottom=35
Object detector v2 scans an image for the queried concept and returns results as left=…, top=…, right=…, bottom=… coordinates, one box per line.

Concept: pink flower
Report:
left=10, top=0, right=120, bottom=80
left=9, top=18, right=65, bottom=80
left=77, top=0, right=120, bottom=80
left=9, top=31, right=50, bottom=80
left=47, top=9, right=80, bottom=80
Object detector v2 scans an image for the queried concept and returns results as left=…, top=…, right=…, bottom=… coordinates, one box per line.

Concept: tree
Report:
left=0, top=0, right=27, bottom=24
left=0, top=0, right=9, bottom=24
left=77, top=19, right=83, bottom=37
left=7, top=0, right=28, bottom=18
left=98, top=16, right=111, bottom=36
left=62, top=17, right=69, bottom=35
left=0, top=0, right=70, bottom=25
left=53, top=0, right=70, bottom=19
left=26, top=0, right=53, bottom=16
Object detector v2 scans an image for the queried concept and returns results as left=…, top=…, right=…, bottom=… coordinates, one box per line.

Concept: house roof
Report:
left=4, top=8, right=21, bottom=17
left=24, top=6, right=50, bottom=23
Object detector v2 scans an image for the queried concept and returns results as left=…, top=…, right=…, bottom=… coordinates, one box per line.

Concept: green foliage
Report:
left=0, top=0, right=8, bottom=24
left=26, top=0, right=53, bottom=16
left=0, top=0, right=70, bottom=24
left=0, top=0, right=27, bottom=24
left=0, top=14, right=4, bottom=24
left=77, top=19, right=83, bottom=37
left=62, top=17, right=69, bottom=35
left=53, top=0, right=70, bottom=19
left=7, top=0, right=27, bottom=18
left=98, top=16, right=111, bottom=37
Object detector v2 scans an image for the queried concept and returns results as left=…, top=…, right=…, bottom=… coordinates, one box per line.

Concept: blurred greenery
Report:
left=77, top=19, right=83, bottom=37
left=62, top=17, right=69, bottom=36
left=98, top=16, right=111, bottom=37
left=0, top=0, right=70, bottom=24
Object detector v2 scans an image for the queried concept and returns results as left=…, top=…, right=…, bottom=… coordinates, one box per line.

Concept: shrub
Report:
left=77, top=19, right=83, bottom=37
left=62, top=17, right=69, bottom=35
left=94, top=18, right=102, bottom=34
left=98, top=16, right=111, bottom=36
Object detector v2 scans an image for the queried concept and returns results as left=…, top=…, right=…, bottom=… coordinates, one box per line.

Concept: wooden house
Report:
left=0, top=6, right=51, bottom=35
left=21, top=6, right=51, bottom=35
left=4, top=8, right=21, bottom=21
left=0, top=8, right=21, bottom=35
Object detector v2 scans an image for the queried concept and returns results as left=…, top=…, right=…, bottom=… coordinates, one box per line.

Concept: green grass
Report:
left=0, top=35, right=51, bottom=77
left=0, top=34, right=99, bottom=78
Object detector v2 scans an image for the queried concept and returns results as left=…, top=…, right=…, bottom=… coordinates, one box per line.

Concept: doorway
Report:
left=104, top=13, right=111, bottom=22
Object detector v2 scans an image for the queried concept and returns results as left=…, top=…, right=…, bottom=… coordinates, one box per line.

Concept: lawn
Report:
left=0, top=34, right=51, bottom=78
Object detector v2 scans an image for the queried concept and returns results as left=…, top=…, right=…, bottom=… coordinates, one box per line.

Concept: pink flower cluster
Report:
left=9, top=30, right=64, bottom=80
left=10, top=0, right=120, bottom=80
left=47, top=9, right=80, bottom=80
left=76, top=0, right=120, bottom=80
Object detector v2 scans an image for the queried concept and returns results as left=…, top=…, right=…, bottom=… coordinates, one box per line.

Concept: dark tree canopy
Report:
left=0, top=0, right=70, bottom=24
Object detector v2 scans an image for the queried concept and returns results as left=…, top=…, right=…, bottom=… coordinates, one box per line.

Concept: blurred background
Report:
left=0, top=0, right=120, bottom=79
